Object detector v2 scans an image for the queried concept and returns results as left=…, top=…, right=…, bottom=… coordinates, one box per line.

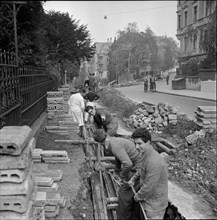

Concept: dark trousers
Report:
left=116, top=180, right=141, bottom=220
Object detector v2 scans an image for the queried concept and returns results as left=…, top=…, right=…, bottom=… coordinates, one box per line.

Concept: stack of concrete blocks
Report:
left=0, top=125, right=44, bottom=220
left=58, top=87, right=70, bottom=113
left=47, top=91, right=64, bottom=126
left=47, top=89, right=79, bottom=139
left=32, top=163, right=66, bottom=218
left=194, top=106, right=216, bottom=128
left=33, top=149, right=70, bottom=163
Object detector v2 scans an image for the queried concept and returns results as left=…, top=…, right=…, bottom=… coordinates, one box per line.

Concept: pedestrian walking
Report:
left=128, top=128, right=168, bottom=219
left=68, top=88, right=87, bottom=139
left=166, top=74, right=169, bottom=85
left=143, top=75, right=148, bottom=92
left=149, top=72, right=156, bottom=92
left=85, top=106, right=118, bottom=136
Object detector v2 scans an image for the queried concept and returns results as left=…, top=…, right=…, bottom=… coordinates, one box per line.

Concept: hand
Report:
left=133, top=194, right=139, bottom=202
left=128, top=179, right=135, bottom=187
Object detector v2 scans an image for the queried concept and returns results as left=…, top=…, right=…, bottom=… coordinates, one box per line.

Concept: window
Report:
left=184, top=11, right=188, bottom=26
left=184, top=36, right=188, bottom=51
left=193, top=6, right=198, bottom=22
left=178, top=14, right=181, bottom=29
left=193, top=34, right=197, bottom=50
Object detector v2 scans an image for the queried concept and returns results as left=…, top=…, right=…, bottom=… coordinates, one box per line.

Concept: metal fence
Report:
left=0, top=49, right=56, bottom=129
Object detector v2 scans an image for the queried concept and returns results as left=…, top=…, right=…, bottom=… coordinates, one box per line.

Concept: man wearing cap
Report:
left=93, top=129, right=141, bottom=220
left=85, top=106, right=118, bottom=136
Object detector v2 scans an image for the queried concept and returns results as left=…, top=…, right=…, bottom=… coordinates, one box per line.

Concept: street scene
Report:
left=0, top=1, right=216, bottom=220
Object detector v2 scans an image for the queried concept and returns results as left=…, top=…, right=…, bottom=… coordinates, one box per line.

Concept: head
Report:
left=85, top=106, right=96, bottom=116
left=131, top=128, right=152, bottom=154
left=93, top=129, right=107, bottom=143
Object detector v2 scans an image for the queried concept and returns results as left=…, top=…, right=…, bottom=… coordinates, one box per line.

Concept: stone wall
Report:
left=185, top=76, right=200, bottom=90
left=201, top=81, right=216, bottom=94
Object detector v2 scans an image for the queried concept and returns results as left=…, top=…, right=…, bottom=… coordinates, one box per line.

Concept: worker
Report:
left=143, top=75, right=148, bottom=92
left=84, top=106, right=118, bottom=136
left=128, top=127, right=168, bottom=219
left=93, top=129, right=141, bottom=220
left=93, top=129, right=141, bottom=181
left=68, top=88, right=87, bottom=139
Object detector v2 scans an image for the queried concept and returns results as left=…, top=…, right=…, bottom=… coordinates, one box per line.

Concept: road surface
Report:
left=116, top=85, right=216, bottom=118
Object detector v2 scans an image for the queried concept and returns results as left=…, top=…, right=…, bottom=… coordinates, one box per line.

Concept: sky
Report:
left=43, top=1, right=178, bottom=44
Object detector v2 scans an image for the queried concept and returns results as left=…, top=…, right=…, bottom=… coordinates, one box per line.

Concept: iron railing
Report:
left=0, top=49, right=56, bottom=129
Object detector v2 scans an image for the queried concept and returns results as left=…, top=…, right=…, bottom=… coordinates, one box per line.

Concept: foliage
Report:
left=180, top=57, right=200, bottom=76
left=156, top=35, right=179, bottom=72
left=0, top=1, right=95, bottom=71
left=0, top=1, right=45, bottom=65
left=199, top=6, right=216, bottom=59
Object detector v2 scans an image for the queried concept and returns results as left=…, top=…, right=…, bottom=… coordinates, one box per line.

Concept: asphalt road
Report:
left=116, top=85, right=216, bottom=119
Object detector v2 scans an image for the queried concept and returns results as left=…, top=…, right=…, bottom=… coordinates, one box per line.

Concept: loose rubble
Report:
left=126, top=102, right=183, bottom=133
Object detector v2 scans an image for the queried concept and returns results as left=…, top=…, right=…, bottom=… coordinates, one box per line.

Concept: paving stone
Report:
left=0, top=173, right=34, bottom=196
left=0, top=200, right=33, bottom=220
left=0, top=183, right=36, bottom=213
left=0, top=126, right=32, bottom=155
left=45, top=204, right=59, bottom=218
left=37, top=183, right=59, bottom=192
left=34, top=191, right=47, bottom=207
left=35, top=176, right=53, bottom=187
left=0, top=161, right=32, bottom=183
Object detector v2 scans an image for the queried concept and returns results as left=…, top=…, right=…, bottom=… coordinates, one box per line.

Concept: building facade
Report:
left=80, top=40, right=112, bottom=80
left=176, top=0, right=216, bottom=71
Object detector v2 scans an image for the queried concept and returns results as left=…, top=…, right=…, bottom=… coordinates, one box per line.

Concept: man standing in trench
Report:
left=128, top=127, right=168, bottom=219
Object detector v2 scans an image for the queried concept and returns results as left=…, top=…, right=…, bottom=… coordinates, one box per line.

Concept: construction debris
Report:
left=126, top=102, right=181, bottom=133
left=186, top=129, right=206, bottom=145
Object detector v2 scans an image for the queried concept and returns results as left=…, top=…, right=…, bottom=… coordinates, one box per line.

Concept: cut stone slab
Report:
left=0, top=200, right=33, bottom=220
left=0, top=161, right=32, bottom=183
left=35, top=176, right=53, bottom=187
left=45, top=204, right=59, bottom=218
left=39, top=150, right=68, bottom=157
left=0, top=126, right=32, bottom=155
left=0, top=183, right=36, bottom=213
left=45, top=192, right=61, bottom=205
left=34, top=191, right=47, bottom=207
left=168, top=181, right=216, bottom=219
left=34, top=170, right=63, bottom=182
left=0, top=173, right=34, bottom=196
left=37, top=183, right=59, bottom=192
left=44, top=204, right=57, bottom=212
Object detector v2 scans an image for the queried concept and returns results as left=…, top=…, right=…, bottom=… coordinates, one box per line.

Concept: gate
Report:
left=0, top=49, right=55, bottom=129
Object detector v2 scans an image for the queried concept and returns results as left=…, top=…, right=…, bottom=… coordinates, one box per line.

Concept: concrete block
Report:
left=39, top=150, right=68, bottom=157
left=34, top=170, right=63, bottom=182
left=0, top=162, right=32, bottom=183
left=35, top=176, right=53, bottom=187
left=45, top=205, right=59, bottom=218
left=37, top=183, right=59, bottom=192
left=0, top=200, right=33, bottom=220
left=45, top=192, right=61, bottom=205
left=44, top=204, right=57, bottom=212
left=34, top=191, right=47, bottom=207
left=0, top=126, right=32, bottom=155
left=0, top=173, right=34, bottom=196
left=0, top=183, right=35, bottom=213
left=0, top=137, right=35, bottom=170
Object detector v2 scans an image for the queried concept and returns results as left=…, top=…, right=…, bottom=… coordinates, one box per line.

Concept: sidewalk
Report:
left=155, top=80, right=216, bottom=102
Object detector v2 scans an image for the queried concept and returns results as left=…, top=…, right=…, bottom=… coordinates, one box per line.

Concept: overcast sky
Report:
left=43, top=1, right=178, bottom=43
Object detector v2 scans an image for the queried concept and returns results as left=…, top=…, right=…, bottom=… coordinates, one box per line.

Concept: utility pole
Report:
left=1, top=1, right=26, bottom=66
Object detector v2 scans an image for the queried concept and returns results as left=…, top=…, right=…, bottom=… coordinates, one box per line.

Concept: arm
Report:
left=134, top=164, right=162, bottom=201
left=114, top=148, right=133, bottom=180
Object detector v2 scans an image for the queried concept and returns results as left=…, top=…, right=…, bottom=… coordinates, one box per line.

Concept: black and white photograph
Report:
left=0, top=1, right=216, bottom=219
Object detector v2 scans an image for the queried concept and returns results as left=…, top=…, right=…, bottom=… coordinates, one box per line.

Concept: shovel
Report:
left=131, top=185, right=147, bottom=220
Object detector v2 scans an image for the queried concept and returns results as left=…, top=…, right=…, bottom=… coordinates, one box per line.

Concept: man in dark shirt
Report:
left=85, top=106, right=118, bottom=136
left=83, top=88, right=100, bottom=102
